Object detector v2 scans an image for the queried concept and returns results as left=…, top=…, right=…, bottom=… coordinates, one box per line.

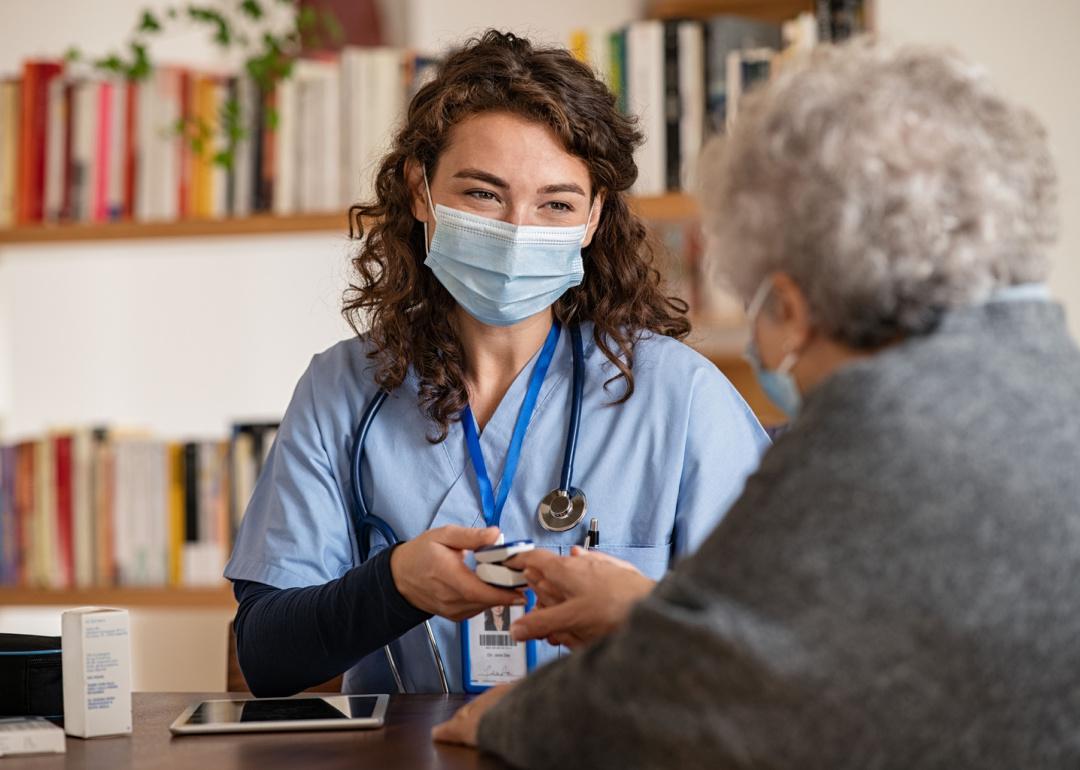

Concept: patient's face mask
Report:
left=421, top=168, right=592, bottom=327
left=744, top=278, right=804, bottom=418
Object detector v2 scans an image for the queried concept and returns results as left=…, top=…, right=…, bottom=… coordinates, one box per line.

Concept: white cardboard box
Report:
left=61, top=607, right=133, bottom=738
left=0, top=717, right=66, bottom=756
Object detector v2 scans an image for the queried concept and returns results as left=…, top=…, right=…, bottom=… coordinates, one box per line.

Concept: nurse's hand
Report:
left=431, top=683, right=515, bottom=747
left=506, top=547, right=656, bottom=648
left=390, top=525, right=525, bottom=622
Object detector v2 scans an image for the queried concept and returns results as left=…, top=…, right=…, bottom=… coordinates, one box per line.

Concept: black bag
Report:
left=0, top=633, right=63, bottom=718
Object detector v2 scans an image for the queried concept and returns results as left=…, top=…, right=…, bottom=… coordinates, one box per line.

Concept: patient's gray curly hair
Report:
left=699, top=38, right=1059, bottom=348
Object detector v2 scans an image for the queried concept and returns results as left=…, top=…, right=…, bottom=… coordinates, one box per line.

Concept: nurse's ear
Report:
left=405, top=159, right=433, bottom=227
left=581, top=191, right=605, bottom=248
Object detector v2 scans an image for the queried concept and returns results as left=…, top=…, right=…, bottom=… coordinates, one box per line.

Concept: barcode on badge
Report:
left=479, top=633, right=514, bottom=648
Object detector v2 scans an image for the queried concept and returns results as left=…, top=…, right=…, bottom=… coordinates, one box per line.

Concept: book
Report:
left=72, top=430, right=95, bottom=588
left=704, top=17, right=781, bottom=133
left=341, top=47, right=405, bottom=207
left=0, top=445, right=15, bottom=584
left=725, top=48, right=774, bottom=129
left=54, top=435, right=74, bottom=588
left=608, top=30, right=627, bottom=115
left=677, top=21, right=705, bottom=192
left=272, top=75, right=298, bottom=215
left=0, top=80, right=20, bottom=227
left=122, top=77, right=137, bottom=219
left=625, top=21, right=665, bottom=196
left=168, top=442, right=185, bottom=586
left=42, top=76, right=67, bottom=221
left=17, top=60, right=64, bottom=223
left=92, top=80, right=113, bottom=222
left=663, top=22, right=682, bottom=193
left=69, top=79, right=97, bottom=222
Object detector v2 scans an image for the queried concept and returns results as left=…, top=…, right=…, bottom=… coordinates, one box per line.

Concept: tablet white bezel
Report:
left=168, top=694, right=390, bottom=735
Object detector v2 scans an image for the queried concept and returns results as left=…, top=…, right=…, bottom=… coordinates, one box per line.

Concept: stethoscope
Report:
left=348, top=320, right=588, bottom=692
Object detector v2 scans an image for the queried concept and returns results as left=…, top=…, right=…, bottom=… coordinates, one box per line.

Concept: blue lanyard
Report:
left=462, top=321, right=562, bottom=528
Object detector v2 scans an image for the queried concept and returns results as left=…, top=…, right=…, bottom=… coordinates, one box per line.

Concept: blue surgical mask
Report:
left=744, top=278, right=803, bottom=418
left=422, top=169, right=591, bottom=327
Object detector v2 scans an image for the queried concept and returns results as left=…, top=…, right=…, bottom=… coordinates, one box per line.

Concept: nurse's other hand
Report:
left=391, top=525, right=524, bottom=622
left=431, top=683, right=515, bottom=747
left=507, top=546, right=655, bottom=647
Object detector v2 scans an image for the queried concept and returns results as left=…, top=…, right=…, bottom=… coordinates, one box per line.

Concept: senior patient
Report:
left=433, top=39, right=1080, bottom=769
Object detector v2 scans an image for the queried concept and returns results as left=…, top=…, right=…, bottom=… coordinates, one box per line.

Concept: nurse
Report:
left=225, top=29, right=768, bottom=696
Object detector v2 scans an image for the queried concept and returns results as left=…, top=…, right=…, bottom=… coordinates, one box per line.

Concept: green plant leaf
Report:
left=187, top=6, right=231, bottom=47
left=212, top=149, right=233, bottom=168
left=138, top=10, right=162, bottom=33
left=239, top=0, right=263, bottom=20
left=129, top=41, right=152, bottom=80
left=94, top=54, right=126, bottom=74
left=64, top=46, right=82, bottom=62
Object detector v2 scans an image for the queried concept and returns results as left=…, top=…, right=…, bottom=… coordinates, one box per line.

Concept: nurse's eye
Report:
left=466, top=189, right=501, bottom=203
left=544, top=201, right=573, bottom=213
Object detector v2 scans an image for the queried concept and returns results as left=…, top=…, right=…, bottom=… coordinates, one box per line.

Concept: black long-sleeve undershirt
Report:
left=231, top=546, right=430, bottom=697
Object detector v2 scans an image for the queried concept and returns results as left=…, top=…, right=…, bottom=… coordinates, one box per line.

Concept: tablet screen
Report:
left=187, top=696, right=379, bottom=725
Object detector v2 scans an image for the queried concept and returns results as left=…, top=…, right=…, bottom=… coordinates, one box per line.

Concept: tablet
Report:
left=169, top=694, right=389, bottom=735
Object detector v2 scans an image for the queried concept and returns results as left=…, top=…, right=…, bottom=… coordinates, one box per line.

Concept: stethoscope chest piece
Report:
left=537, top=487, right=588, bottom=532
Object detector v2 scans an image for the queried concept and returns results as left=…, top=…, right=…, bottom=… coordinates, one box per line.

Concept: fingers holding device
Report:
left=390, top=526, right=525, bottom=622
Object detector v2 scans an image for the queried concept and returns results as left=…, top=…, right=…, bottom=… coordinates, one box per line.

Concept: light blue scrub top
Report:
left=224, top=321, right=770, bottom=693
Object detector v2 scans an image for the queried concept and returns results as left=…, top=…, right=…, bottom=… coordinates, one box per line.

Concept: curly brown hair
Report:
left=344, top=30, right=689, bottom=442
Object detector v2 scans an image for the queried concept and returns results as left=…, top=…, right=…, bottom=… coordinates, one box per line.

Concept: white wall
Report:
left=876, top=0, right=1080, bottom=340
left=1, top=233, right=353, bottom=440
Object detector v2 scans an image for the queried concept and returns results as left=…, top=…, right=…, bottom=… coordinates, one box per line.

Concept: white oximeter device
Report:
left=474, top=539, right=534, bottom=586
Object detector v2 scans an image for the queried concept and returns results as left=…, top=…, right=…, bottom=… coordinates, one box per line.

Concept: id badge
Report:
left=460, top=592, right=537, bottom=693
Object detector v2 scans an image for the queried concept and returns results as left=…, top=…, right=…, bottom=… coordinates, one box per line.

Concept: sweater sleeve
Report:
left=232, top=545, right=431, bottom=696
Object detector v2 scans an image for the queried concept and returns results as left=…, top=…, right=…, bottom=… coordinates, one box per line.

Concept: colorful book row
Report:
left=0, top=423, right=277, bottom=589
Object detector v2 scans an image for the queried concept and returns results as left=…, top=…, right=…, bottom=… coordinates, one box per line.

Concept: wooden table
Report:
left=6, top=693, right=507, bottom=769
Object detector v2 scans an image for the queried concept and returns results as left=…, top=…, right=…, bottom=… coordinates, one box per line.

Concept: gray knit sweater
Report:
left=478, top=298, right=1080, bottom=769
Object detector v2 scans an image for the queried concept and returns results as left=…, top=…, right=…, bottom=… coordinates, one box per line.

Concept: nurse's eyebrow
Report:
left=537, top=182, right=586, bottom=196
left=453, top=168, right=509, bottom=188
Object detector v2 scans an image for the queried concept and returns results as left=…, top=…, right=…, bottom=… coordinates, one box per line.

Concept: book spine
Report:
left=183, top=441, right=199, bottom=549
left=225, top=76, right=238, bottom=218
left=663, top=21, right=681, bottom=192
left=18, top=62, right=63, bottom=223
left=93, top=81, right=112, bottom=222
left=177, top=70, right=191, bottom=219
left=123, top=78, right=137, bottom=219
left=15, top=443, right=34, bottom=586
left=168, top=443, right=184, bottom=586
left=60, top=82, right=75, bottom=221
left=255, top=87, right=273, bottom=213
left=0, top=445, right=13, bottom=584
left=54, top=435, right=74, bottom=588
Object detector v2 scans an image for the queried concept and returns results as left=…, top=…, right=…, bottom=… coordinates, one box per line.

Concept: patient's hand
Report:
left=506, top=547, right=656, bottom=648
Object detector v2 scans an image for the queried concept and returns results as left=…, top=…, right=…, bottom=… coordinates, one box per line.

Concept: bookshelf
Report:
left=648, top=0, right=814, bottom=23
left=0, top=585, right=235, bottom=608
left=0, top=193, right=699, bottom=245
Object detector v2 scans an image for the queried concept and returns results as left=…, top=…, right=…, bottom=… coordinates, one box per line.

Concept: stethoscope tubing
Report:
left=560, top=322, right=585, bottom=492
